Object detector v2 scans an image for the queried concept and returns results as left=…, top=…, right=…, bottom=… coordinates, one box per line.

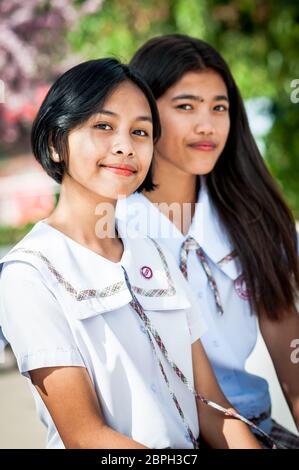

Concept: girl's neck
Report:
left=46, top=177, right=123, bottom=262
left=144, top=158, right=197, bottom=205
left=142, top=158, right=198, bottom=235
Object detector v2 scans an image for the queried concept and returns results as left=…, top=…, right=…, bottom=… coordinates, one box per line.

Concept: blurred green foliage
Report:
left=69, top=0, right=299, bottom=217
left=0, top=223, right=34, bottom=247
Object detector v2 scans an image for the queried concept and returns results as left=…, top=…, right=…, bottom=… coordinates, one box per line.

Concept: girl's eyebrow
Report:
left=97, top=109, right=152, bottom=122
left=171, top=94, right=229, bottom=102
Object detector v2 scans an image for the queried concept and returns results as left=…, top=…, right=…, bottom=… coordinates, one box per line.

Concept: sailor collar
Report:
left=0, top=219, right=192, bottom=317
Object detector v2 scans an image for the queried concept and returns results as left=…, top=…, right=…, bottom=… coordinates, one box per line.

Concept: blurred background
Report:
left=0, top=0, right=298, bottom=448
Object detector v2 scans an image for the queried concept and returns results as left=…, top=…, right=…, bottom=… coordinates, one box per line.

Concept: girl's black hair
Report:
left=130, top=34, right=299, bottom=321
left=31, top=58, right=161, bottom=184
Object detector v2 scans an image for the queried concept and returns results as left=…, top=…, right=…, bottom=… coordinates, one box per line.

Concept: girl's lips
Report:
left=188, top=143, right=216, bottom=151
left=101, top=166, right=136, bottom=176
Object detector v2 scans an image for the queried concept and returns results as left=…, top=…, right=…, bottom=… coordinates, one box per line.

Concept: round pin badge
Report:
left=140, top=266, right=153, bottom=279
left=234, top=274, right=249, bottom=300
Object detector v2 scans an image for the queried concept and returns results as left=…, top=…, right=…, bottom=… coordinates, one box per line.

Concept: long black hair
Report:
left=131, top=34, right=299, bottom=321
left=31, top=58, right=160, bottom=184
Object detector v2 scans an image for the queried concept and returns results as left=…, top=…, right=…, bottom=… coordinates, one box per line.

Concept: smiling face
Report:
left=154, top=69, right=230, bottom=176
left=61, top=80, right=154, bottom=201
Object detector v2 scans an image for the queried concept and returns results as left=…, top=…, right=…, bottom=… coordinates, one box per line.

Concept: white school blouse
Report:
left=116, top=178, right=272, bottom=433
left=0, top=219, right=207, bottom=449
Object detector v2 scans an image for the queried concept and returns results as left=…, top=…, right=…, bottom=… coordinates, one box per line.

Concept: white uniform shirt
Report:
left=0, top=219, right=207, bottom=449
left=116, top=179, right=272, bottom=433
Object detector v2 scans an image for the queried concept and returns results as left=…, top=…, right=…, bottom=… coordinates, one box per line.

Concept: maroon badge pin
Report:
left=140, top=266, right=153, bottom=279
left=234, top=274, right=249, bottom=300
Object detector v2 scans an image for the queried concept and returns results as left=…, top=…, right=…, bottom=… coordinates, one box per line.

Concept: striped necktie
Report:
left=179, top=236, right=224, bottom=315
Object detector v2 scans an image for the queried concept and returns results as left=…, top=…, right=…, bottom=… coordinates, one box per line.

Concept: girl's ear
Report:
left=50, top=148, right=60, bottom=163
left=48, top=135, right=60, bottom=163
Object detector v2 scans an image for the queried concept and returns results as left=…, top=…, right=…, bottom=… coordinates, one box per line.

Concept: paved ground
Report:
left=0, top=365, right=46, bottom=449
left=0, top=244, right=47, bottom=448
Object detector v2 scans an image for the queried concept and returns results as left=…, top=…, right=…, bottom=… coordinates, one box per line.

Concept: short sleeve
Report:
left=161, top=245, right=208, bottom=343
left=0, top=261, right=85, bottom=378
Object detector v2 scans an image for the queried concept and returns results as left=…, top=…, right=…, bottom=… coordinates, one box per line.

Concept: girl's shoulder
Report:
left=0, top=220, right=65, bottom=273
left=0, top=220, right=55, bottom=271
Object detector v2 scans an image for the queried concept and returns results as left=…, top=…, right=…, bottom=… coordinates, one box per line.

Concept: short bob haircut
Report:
left=31, top=58, right=161, bottom=184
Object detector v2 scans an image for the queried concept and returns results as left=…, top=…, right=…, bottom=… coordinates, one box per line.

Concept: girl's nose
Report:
left=111, top=141, right=135, bottom=158
left=194, top=121, right=215, bottom=135
left=194, top=112, right=216, bottom=135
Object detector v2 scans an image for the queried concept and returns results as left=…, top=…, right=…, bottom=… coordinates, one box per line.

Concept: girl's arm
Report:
left=29, top=366, right=148, bottom=449
left=191, top=339, right=262, bottom=449
left=259, top=309, right=299, bottom=431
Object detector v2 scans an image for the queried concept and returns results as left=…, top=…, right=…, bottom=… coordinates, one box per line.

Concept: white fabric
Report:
left=116, top=179, right=272, bottom=433
left=0, top=219, right=207, bottom=449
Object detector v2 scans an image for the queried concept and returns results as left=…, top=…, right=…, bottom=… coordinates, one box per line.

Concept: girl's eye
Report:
left=214, top=104, right=228, bottom=112
left=94, top=123, right=112, bottom=130
left=133, top=129, right=148, bottom=137
left=176, top=104, right=193, bottom=110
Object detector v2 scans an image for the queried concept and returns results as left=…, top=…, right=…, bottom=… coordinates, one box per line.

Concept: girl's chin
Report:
left=189, top=160, right=219, bottom=176
left=91, top=187, right=134, bottom=201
